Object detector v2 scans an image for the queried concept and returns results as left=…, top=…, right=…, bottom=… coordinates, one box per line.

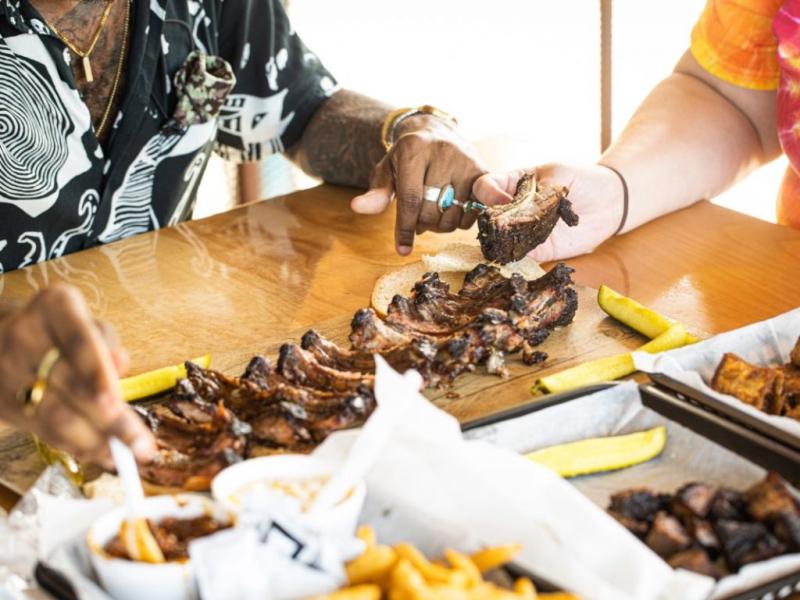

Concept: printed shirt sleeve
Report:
left=214, top=0, right=340, bottom=162
left=691, top=0, right=783, bottom=90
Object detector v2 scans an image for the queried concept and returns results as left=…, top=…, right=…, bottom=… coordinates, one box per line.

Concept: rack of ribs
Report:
left=134, top=262, right=578, bottom=489
left=477, top=172, right=579, bottom=264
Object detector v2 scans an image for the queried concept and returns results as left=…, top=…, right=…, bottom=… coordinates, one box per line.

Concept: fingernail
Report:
left=397, top=245, right=412, bottom=256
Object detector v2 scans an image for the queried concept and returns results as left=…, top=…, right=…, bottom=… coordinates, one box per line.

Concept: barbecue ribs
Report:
left=477, top=172, right=579, bottom=264
left=135, top=261, right=578, bottom=489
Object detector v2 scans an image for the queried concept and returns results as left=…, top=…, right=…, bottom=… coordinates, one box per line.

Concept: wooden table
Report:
left=2, top=185, right=800, bottom=512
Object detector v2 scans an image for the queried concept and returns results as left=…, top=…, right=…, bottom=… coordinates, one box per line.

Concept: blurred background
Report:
left=195, top=0, right=785, bottom=224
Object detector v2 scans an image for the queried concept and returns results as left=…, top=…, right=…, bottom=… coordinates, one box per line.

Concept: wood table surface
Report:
left=1, top=184, right=800, bottom=513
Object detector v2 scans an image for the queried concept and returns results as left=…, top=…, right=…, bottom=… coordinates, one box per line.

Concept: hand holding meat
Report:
left=350, top=114, right=486, bottom=255
left=472, top=163, right=626, bottom=262
left=0, top=286, right=155, bottom=465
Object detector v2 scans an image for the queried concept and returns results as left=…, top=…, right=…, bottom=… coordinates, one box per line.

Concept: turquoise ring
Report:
left=422, top=185, right=487, bottom=213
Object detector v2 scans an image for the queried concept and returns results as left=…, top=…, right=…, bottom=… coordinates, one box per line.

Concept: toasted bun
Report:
left=371, top=243, right=544, bottom=316
left=424, top=242, right=545, bottom=280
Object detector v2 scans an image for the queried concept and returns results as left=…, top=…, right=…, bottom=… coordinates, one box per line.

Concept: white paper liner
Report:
left=308, top=364, right=715, bottom=600
left=9, top=365, right=798, bottom=600
left=632, top=307, right=800, bottom=439
left=465, top=382, right=800, bottom=599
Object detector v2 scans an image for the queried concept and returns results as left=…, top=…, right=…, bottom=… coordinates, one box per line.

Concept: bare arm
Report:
left=288, top=89, right=389, bottom=188
left=289, top=88, right=486, bottom=255
left=602, top=50, right=780, bottom=232
left=472, top=50, right=781, bottom=261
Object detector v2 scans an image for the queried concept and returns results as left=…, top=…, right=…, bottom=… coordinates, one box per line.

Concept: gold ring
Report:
left=17, top=348, right=61, bottom=418
left=37, top=347, right=61, bottom=380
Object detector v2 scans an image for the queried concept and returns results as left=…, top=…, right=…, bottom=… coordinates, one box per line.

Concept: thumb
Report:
left=351, top=187, right=393, bottom=214
left=472, top=171, right=524, bottom=206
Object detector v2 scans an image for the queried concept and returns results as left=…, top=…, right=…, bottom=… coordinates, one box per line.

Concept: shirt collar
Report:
left=0, top=0, right=31, bottom=33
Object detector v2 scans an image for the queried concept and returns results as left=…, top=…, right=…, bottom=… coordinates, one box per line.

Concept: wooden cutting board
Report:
left=0, top=285, right=645, bottom=495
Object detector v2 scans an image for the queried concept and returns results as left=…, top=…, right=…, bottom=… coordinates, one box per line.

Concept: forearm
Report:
left=289, top=89, right=390, bottom=188
left=601, top=55, right=779, bottom=232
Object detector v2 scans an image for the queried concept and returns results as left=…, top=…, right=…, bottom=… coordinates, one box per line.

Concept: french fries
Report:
left=597, top=285, right=699, bottom=344
left=319, top=527, right=579, bottom=600
left=308, top=585, right=381, bottom=600
left=120, top=354, right=211, bottom=402
left=534, top=324, right=688, bottom=394
left=470, top=544, right=523, bottom=573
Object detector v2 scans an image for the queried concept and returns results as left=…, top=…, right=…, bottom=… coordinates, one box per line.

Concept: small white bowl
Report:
left=211, top=454, right=366, bottom=538
left=86, top=494, right=230, bottom=600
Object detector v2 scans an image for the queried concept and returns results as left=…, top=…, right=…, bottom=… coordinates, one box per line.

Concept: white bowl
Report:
left=86, top=494, right=230, bottom=600
left=211, top=454, right=366, bottom=538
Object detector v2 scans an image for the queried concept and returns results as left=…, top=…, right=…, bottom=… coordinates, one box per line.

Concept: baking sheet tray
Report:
left=462, top=382, right=800, bottom=600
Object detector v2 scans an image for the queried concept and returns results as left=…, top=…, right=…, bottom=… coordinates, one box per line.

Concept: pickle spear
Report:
left=121, top=354, right=211, bottom=402
left=598, top=285, right=699, bottom=344
left=527, top=426, right=667, bottom=477
left=534, top=324, right=687, bottom=394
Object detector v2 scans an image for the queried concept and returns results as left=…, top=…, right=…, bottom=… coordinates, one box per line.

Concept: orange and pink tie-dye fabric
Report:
left=691, top=0, right=800, bottom=225
left=691, top=0, right=782, bottom=90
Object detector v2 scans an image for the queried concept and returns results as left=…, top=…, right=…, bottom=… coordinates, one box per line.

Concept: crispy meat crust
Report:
left=711, top=353, right=785, bottom=414
left=477, top=173, right=579, bottom=264
left=710, top=339, right=800, bottom=420
left=608, top=474, right=800, bottom=578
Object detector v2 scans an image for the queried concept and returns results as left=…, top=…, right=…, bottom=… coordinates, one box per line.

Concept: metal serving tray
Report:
left=461, top=383, right=800, bottom=600
left=641, top=373, right=800, bottom=486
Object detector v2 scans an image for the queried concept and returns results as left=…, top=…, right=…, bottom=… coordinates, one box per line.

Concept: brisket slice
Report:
left=477, top=172, right=579, bottom=264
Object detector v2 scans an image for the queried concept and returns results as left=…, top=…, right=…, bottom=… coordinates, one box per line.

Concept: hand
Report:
left=471, top=163, right=626, bottom=261
left=351, top=114, right=486, bottom=255
left=0, top=285, right=155, bottom=466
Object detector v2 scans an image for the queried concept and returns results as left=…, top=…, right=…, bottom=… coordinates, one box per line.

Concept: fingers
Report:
left=30, top=391, right=110, bottom=466
left=0, top=285, right=155, bottom=464
left=453, top=179, right=476, bottom=231
left=472, top=170, right=527, bottom=206
left=95, top=319, right=129, bottom=375
left=48, top=354, right=154, bottom=463
left=39, top=285, right=119, bottom=407
left=351, top=158, right=394, bottom=215
left=393, top=140, right=428, bottom=255
left=41, top=286, right=154, bottom=461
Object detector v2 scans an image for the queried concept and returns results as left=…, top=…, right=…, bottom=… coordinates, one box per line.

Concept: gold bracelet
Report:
left=380, top=105, right=458, bottom=152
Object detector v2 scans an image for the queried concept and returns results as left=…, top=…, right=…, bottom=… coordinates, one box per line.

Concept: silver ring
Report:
left=422, top=186, right=441, bottom=203
left=422, top=184, right=463, bottom=213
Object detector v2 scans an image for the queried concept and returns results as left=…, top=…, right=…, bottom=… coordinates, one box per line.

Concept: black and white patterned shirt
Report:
left=0, top=0, right=337, bottom=272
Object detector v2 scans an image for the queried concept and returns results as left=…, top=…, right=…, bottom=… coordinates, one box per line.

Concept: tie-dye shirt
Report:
left=0, top=0, right=337, bottom=272
left=691, top=0, right=800, bottom=226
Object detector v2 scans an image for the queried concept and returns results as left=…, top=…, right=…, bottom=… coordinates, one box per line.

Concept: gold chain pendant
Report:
left=82, top=55, right=94, bottom=83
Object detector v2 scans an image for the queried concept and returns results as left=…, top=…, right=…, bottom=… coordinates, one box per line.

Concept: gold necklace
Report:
left=95, top=0, right=130, bottom=139
left=47, top=0, right=115, bottom=83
